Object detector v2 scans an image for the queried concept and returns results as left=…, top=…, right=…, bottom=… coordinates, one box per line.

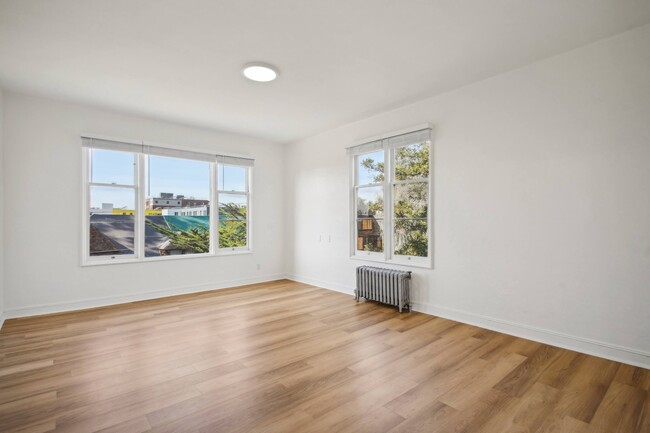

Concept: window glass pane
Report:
left=356, top=186, right=384, bottom=218
left=89, top=186, right=135, bottom=256
left=219, top=193, right=248, bottom=248
left=393, top=182, right=428, bottom=219
left=219, top=221, right=247, bottom=248
left=219, top=194, right=247, bottom=221
left=356, top=218, right=383, bottom=252
left=394, top=219, right=428, bottom=257
left=395, top=142, right=429, bottom=181
left=218, top=165, right=247, bottom=192
left=145, top=156, right=211, bottom=257
left=91, top=149, right=135, bottom=185
left=357, top=150, right=384, bottom=185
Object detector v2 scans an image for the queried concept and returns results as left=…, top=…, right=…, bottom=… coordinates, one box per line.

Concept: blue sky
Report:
left=357, top=150, right=384, bottom=185
left=149, top=155, right=211, bottom=200
left=90, top=150, right=246, bottom=208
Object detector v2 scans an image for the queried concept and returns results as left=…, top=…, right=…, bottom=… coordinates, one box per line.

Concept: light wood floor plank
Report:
left=0, top=279, right=647, bottom=432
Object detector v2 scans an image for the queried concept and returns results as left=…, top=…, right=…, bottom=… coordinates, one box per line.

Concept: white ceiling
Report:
left=1, top=0, right=650, bottom=143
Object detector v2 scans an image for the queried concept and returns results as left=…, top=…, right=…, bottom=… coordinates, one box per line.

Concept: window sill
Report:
left=81, top=249, right=252, bottom=267
left=350, top=254, right=432, bottom=269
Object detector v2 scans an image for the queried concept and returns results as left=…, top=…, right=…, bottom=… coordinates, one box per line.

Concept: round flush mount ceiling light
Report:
left=242, top=62, right=278, bottom=82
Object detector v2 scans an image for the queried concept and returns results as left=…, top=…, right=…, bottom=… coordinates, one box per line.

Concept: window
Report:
left=355, top=148, right=384, bottom=255
left=145, top=155, right=212, bottom=257
left=218, top=163, right=250, bottom=250
left=350, top=127, right=432, bottom=266
left=87, top=149, right=137, bottom=258
left=82, top=137, right=253, bottom=264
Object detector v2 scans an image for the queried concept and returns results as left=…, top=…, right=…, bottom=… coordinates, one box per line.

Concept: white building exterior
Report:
left=89, top=203, right=114, bottom=214
left=161, top=205, right=209, bottom=216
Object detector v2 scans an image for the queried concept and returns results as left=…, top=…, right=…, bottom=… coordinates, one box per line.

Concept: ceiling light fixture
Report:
left=242, top=62, right=278, bottom=82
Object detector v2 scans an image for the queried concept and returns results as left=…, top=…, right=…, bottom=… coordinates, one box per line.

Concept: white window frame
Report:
left=216, top=163, right=252, bottom=253
left=81, top=137, right=253, bottom=266
left=352, top=152, right=385, bottom=260
left=82, top=147, right=141, bottom=264
left=349, top=125, right=433, bottom=269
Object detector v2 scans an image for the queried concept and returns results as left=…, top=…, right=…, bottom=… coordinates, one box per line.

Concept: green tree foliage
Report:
left=219, top=221, right=247, bottom=248
left=394, top=219, right=428, bottom=257
left=361, top=143, right=428, bottom=183
left=361, top=142, right=429, bottom=183
left=145, top=203, right=248, bottom=254
left=360, top=158, right=384, bottom=182
left=395, top=143, right=429, bottom=181
left=145, top=221, right=210, bottom=253
left=218, top=203, right=247, bottom=248
left=394, top=143, right=429, bottom=257
left=220, top=202, right=246, bottom=220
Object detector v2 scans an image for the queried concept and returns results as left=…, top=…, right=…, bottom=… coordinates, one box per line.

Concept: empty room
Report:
left=0, top=1, right=649, bottom=432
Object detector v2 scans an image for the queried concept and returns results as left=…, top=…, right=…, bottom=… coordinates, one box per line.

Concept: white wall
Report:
left=2, top=93, right=285, bottom=316
left=285, top=24, right=650, bottom=367
left=0, top=88, right=5, bottom=326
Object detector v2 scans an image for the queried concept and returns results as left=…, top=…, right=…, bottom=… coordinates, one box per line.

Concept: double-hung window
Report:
left=82, top=137, right=253, bottom=264
left=217, top=156, right=251, bottom=251
left=87, top=148, right=138, bottom=258
left=350, top=126, right=432, bottom=267
left=354, top=144, right=385, bottom=256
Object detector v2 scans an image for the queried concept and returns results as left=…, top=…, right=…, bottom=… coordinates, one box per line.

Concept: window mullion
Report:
left=428, top=141, right=433, bottom=261
left=393, top=178, right=429, bottom=186
left=88, top=182, right=136, bottom=189
left=88, top=148, right=93, bottom=184
left=351, top=155, right=357, bottom=257
left=385, top=145, right=392, bottom=261
left=356, top=182, right=383, bottom=188
left=210, top=162, right=218, bottom=254
left=246, top=167, right=252, bottom=250
left=82, top=148, right=90, bottom=264
left=135, top=153, right=146, bottom=260
left=215, top=162, right=220, bottom=253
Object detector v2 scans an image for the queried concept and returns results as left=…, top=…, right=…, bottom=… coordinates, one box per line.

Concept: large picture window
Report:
left=145, top=155, right=212, bottom=257
left=82, top=137, right=253, bottom=264
left=350, top=127, right=432, bottom=266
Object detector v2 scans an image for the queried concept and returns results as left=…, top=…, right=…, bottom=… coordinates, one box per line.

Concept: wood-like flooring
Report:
left=0, top=280, right=648, bottom=432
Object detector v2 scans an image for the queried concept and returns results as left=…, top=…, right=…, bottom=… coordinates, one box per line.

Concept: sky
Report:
left=357, top=150, right=383, bottom=185
left=90, top=149, right=246, bottom=208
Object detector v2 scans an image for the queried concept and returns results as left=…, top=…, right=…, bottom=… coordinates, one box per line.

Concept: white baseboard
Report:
left=285, top=274, right=650, bottom=369
left=413, top=302, right=650, bottom=370
left=0, top=312, right=5, bottom=332
left=3, top=273, right=286, bottom=320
